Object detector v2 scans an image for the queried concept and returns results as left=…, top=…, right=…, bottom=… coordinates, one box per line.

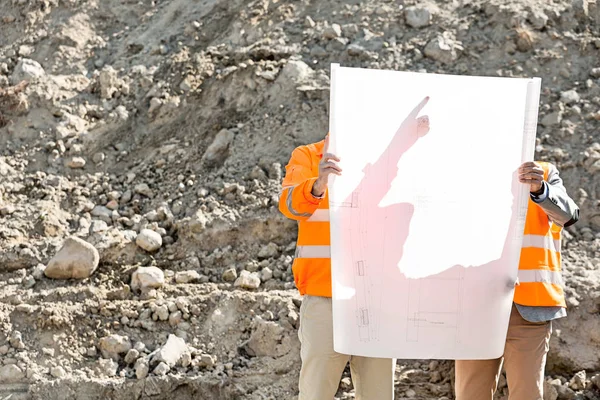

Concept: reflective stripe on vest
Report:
left=283, top=186, right=312, bottom=218
left=295, top=245, right=331, bottom=259
left=307, top=209, right=330, bottom=222
left=518, top=269, right=564, bottom=286
left=522, top=234, right=561, bottom=252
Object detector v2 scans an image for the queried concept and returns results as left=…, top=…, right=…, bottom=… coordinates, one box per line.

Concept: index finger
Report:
left=519, top=161, right=540, bottom=170
left=414, top=96, right=430, bottom=115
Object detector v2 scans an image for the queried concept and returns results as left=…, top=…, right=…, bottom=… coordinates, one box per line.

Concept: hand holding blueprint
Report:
left=327, top=64, right=541, bottom=359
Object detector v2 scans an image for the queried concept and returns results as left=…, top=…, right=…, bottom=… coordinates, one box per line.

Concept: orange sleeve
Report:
left=279, top=146, right=323, bottom=221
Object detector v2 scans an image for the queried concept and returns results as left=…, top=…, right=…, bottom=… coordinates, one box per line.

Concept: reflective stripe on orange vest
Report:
left=522, top=234, right=561, bottom=252
left=518, top=269, right=564, bottom=286
left=295, top=245, right=331, bottom=259
left=283, top=186, right=312, bottom=218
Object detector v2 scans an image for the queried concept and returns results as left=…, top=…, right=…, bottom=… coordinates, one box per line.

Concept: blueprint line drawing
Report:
left=406, top=269, right=465, bottom=343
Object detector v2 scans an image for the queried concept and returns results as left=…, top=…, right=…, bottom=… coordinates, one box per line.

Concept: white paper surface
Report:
left=328, top=64, right=540, bottom=360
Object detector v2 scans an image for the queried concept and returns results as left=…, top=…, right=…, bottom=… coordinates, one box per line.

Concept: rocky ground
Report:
left=0, top=0, right=599, bottom=399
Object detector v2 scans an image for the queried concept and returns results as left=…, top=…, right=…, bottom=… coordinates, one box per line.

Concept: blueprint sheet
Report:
left=328, top=64, right=540, bottom=360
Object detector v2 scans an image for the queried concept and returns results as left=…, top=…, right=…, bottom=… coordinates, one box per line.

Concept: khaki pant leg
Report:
left=503, top=304, right=552, bottom=400
left=455, top=357, right=504, bottom=400
left=350, top=356, right=395, bottom=400
left=298, top=296, right=350, bottom=400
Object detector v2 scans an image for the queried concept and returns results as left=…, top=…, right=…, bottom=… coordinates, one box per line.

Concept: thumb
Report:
left=324, top=134, right=330, bottom=154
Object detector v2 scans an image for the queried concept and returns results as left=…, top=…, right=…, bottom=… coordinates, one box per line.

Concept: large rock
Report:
left=136, top=229, right=163, bottom=252
left=404, top=6, right=432, bottom=28
left=44, top=237, right=99, bottom=279
left=0, top=364, right=25, bottom=383
left=151, top=334, right=188, bottom=367
left=131, top=266, right=164, bottom=292
left=202, top=129, right=235, bottom=166
left=11, top=58, right=45, bottom=84
left=98, top=334, right=132, bottom=360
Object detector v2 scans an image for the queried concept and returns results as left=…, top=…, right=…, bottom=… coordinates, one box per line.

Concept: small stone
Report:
left=152, top=334, right=188, bottom=367
left=175, top=270, right=201, bottom=284
left=541, top=111, right=563, bottom=127
left=134, top=183, right=153, bottom=197
left=10, top=331, right=24, bottom=349
left=590, top=68, right=600, bottom=79
left=222, top=267, right=238, bottom=282
left=169, top=311, right=183, bottom=327
left=560, top=90, right=580, bottom=105
left=106, top=200, right=119, bottom=210
left=90, top=220, right=109, bottom=233
left=91, top=205, right=112, bottom=219
left=202, top=129, right=235, bottom=167
left=199, top=354, right=215, bottom=368
left=556, top=383, right=576, bottom=400
left=44, top=236, right=100, bottom=279
left=92, top=152, right=106, bottom=163
left=591, top=373, right=600, bottom=389
left=135, top=357, right=149, bottom=379
left=98, top=334, right=132, bottom=360
left=67, top=157, right=86, bottom=169
left=0, top=345, right=9, bottom=355
left=153, top=362, right=169, bottom=376
left=124, top=349, right=140, bottom=364
left=32, top=264, right=46, bottom=280
left=234, top=270, right=261, bottom=289
left=340, top=376, right=352, bottom=389
left=0, top=205, right=16, bottom=215
left=258, top=242, right=278, bottom=259
left=569, top=370, right=586, bottom=390
left=18, top=45, right=34, bottom=56
left=0, top=365, right=24, bottom=383
left=323, top=24, right=342, bottom=40
left=156, top=305, right=169, bottom=321
left=544, top=380, right=559, bottom=400
left=305, top=16, right=316, bottom=28
left=260, top=267, right=273, bottom=282
left=180, top=352, right=192, bottom=368
left=130, top=266, right=165, bottom=292
left=11, top=58, right=45, bottom=84
left=96, top=358, right=118, bottom=377
left=50, top=366, right=66, bottom=379
left=405, top=6, right=432, bottom=28
left=424, top=34, right=462, bottom=64
left=405, top=389, right=417, bottom=398
left=136, top=229, right=163, bottom=252
left=22, top=275, right=36, bottom=288
left=528, top=10, right=548, bottom=30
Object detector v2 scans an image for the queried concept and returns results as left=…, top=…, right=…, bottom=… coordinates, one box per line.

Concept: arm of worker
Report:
left=279, top=138, right=342, bottom=221
left=278, top=147, right=327, bottom=220
left=520, top=162, right=580, bottom=227
left=531, top=163, right=580, bottom=227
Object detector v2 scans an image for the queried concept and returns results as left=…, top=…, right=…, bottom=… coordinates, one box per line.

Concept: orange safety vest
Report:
left=279, top=140, right=332, bottom=297
left=514, top=161, right=565, bottom=307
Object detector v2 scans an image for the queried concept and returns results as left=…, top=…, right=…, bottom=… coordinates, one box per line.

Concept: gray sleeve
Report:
left=531, top=163, right=580, bottom=227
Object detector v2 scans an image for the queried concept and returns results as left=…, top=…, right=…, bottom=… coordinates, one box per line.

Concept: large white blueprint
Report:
left=328, top=64, right=541, bottom=360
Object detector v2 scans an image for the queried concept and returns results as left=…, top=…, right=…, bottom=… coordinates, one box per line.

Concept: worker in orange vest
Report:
left=279, top=96, right=431, bottom=399
left=455, top=161, right=579, bottom=400
left=279, top=134, right=395, bottom=399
